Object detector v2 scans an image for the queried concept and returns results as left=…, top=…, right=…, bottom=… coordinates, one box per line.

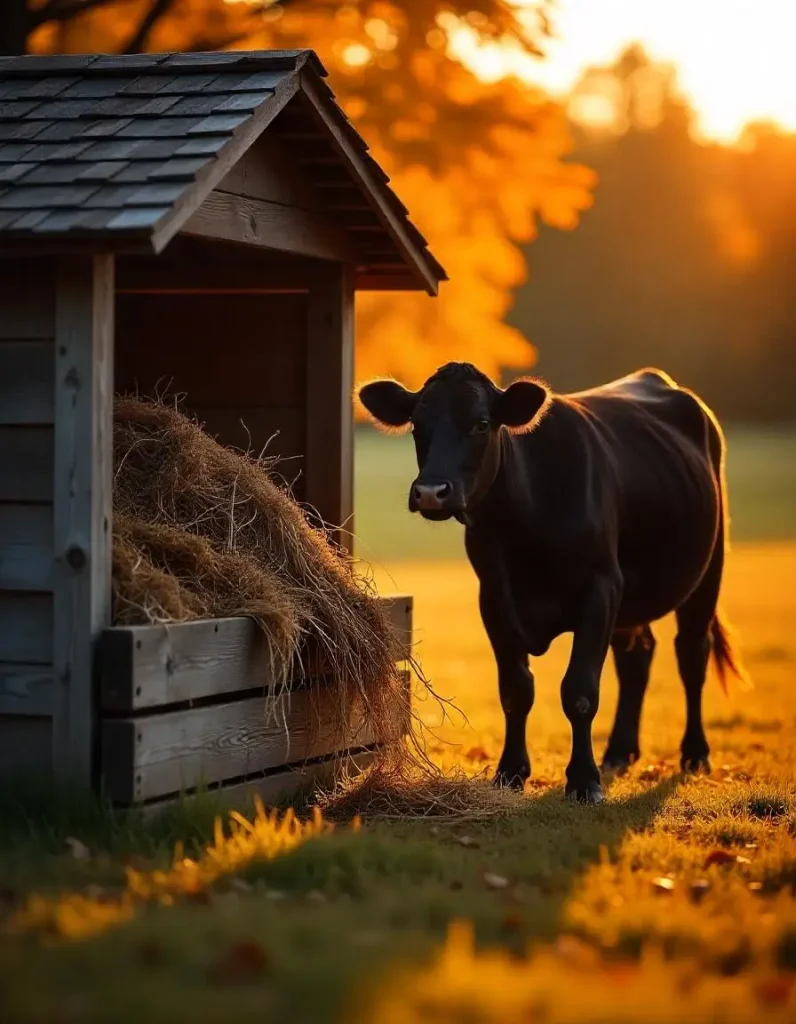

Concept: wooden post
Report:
left=52, top=255, right=115, bottom=790
left=305, top=262, right=354, bottom=552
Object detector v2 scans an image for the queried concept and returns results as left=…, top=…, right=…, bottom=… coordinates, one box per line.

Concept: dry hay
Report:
left=112, top=395, right=407, bottom=760
left=112, top=396, right=512, bottom=822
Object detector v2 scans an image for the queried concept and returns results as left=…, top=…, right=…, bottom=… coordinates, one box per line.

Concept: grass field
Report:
left=0, top=428, right=795, bottom=1022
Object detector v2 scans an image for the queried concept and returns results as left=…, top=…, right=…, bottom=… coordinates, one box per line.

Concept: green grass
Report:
left=353, top=424, right=796, bottom=563
left=1, top=545, right=795, bottom=1022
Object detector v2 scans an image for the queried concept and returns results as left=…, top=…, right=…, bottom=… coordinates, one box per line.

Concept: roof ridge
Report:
left=0, top=49, right=327, bottom=79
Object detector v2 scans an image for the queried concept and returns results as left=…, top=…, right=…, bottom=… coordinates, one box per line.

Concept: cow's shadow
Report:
left=451, top=772, right=681, bottom=946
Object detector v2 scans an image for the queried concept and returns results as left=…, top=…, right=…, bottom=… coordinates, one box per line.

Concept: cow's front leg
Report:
left=479, top=589, right=534, bottom=790
left=493, top=652, right=535, bottom=789
left=561, top=572, right=622, bottom=803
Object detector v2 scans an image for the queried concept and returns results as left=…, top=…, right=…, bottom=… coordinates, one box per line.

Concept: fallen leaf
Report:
left=65, top=837, right=90, bottom=861
left=756, top=975, right=794, bottom=1006
left=689, top=880, right=711, bottom=903
left=744, top=842, right=758, bottom=850
left=455, top=835, right=479, bottom=848
left=484, top=872, right=510, bottom=890
left=209, top=939, right=269, bottom=984
left=749, top=882, right=763, bottom=893
left=464, top=746, right=492, bottom=763
left=703, top=849, right=735, bottom=869
left=735, top=855, right=752, bottom=865
left=652, top=876, right=676, bottom=894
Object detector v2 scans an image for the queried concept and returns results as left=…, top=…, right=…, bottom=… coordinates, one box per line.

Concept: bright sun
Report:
left=449, top=0, right=796, bottom=143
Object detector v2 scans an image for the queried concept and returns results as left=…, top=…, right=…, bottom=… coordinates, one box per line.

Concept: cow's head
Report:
left=358, top=362, right=550, bottom=521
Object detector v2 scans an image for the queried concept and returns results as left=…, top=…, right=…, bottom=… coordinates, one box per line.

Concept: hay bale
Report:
left=111, top=396, right=407, bottom=760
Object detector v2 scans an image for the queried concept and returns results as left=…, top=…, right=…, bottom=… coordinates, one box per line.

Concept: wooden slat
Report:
left=0, top=341, right=54, bottom=425
left=0, top=665, right=53, bottom=716
left=0, top=593, right=52, bottom=662
left=182, top=190, right=359, bottom=263
left=0, top=258, right=56, bottom=339
left=0, top=427, right=53, bottom=501
left=140, top=747, right=377, bottom=818
left=0, top=504, right=54, bottom=591
left=102, top=685, right=384, bottom=803
left=99, top=594, right=412, bottom=712
left=218, top=130, right=326, bottom=212
left=0, top=716, right=52, bottom=785
left=51, top=255, right=115, bottom=790
left=115, top=292, right=307, bottom=407
left=305, top=262, right=354, bottom=551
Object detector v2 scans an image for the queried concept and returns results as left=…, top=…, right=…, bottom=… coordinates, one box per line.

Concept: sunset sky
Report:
left=450, top=0, right=796, bottom=142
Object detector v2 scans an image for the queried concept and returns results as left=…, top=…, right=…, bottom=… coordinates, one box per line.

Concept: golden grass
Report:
left=8, top=803, right=344, bottom=943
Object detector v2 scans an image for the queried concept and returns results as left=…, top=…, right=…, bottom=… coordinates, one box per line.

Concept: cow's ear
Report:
left=493, top=377, right=550, bottom=433
left=357, top=379, right=418, bottom=433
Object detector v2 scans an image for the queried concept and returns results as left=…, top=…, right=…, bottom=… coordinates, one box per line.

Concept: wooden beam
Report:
left=102, top=685, right=380, bottom=803
left=52, top=255, right=115, bottom=791
left=181, top=190, right=359, bottom=264
left=305, top=262, right=355, bottom=551
left=100, top=596, right=412, bottom=713
left=299, top=75, right=439, bottom=296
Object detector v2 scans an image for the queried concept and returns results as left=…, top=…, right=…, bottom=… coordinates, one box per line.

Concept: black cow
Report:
left=358, top=363, right=748, bottom=802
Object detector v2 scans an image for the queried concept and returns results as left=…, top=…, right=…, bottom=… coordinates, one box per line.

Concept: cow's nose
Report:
left=411, top=481, right=452, bottom=509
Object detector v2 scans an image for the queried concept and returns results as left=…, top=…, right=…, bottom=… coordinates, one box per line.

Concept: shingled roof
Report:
left=0, top=49, right=445, bottom=294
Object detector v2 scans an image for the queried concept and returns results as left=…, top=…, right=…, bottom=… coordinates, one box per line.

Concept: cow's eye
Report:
left=471, top=419, right=490, bottom=434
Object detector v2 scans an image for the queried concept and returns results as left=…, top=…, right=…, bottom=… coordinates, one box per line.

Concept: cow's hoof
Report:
left=566, top=782, right=604, bottom=805
left=601, top=750, right=638, bottom=773
left=493, top=765, right=529, bottom=791
left=681, top=755, right=711, bottom=775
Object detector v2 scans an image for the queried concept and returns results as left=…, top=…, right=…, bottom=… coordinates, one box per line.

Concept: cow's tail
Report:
left=711, top=612, right=751, bottom=694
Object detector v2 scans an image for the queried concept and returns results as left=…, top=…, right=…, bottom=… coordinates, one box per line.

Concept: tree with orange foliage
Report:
left=13, top=1, right=594, bottom=396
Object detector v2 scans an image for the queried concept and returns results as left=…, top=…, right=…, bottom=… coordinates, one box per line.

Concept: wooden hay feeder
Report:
left=0, top=49, right=445, bottom=811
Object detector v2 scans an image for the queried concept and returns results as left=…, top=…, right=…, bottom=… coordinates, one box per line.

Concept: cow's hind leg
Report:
left=602, top=625, right=655, bottom=770
left=675, top=539, right=724, bottom=774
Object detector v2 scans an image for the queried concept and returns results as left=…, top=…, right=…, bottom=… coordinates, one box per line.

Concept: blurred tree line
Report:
left=510, top=45, right=796, bottom=422
left=3, top=0, right=594, bottom=399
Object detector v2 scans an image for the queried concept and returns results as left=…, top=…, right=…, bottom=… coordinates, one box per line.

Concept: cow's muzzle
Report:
left=409, top=479, right=460, bottom=520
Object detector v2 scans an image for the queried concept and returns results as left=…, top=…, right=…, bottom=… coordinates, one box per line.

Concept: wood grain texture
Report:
left=305, top=262, right=354, bottom=551
left=0, top=716, right=52, bottom=784
left=0, top=504, right=54, bottom=591
left=51, top=254, right=115, bottom=789
left=102, top=686, right=380, bottom=802
left=183, top=190, right=358, bottom=263
left=218, top=130, right=325, bottom=211
left=0, top=426, right=53, bottom=501
left=115, top=292, right=307, bottom=407
left=99, top=595, right=412, bottom=712
left=0, top=341, right=54, bottom=425
left=139, top=747, right=377, bottom=819
left=0, top=665, right=53, bottom=716
left=0, top=258, right=56, bottom=339
left=0, top=593, right=53, bottom=662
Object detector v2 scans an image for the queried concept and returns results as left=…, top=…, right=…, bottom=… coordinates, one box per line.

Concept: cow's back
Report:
left=567, top=368, right=724, bottom=626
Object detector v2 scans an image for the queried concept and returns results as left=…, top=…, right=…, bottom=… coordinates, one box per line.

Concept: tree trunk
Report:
left=0, top=0, right=30, bottom=55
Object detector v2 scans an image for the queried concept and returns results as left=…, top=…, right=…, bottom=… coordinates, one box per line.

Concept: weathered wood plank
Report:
left=0, top=665, right=53, bottom=716
left=218, top=131, right=325, bottom=211
left=0, top=593, right=53, bottom=663
left=0, top=504, right=54, bottom=591
left=182, top=190, right=358, bottom=263
left=0, top=341, right=54, bottom=425
left=305, top=262, right=354, bottom=551
left=0, top=716, right=52, bottom=784
left=51, top=255, right=115, bottom=790
left=114, top=292, right=307, bottom=407
left=0, top=258, right=56, bottom=339
left=102, top=685, right=387, bottom=803
left=99, top=594, right=412, bottom=712
left=0, top=427, right=53, bottom=501
left=139, top=747, right=377, bottom=819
